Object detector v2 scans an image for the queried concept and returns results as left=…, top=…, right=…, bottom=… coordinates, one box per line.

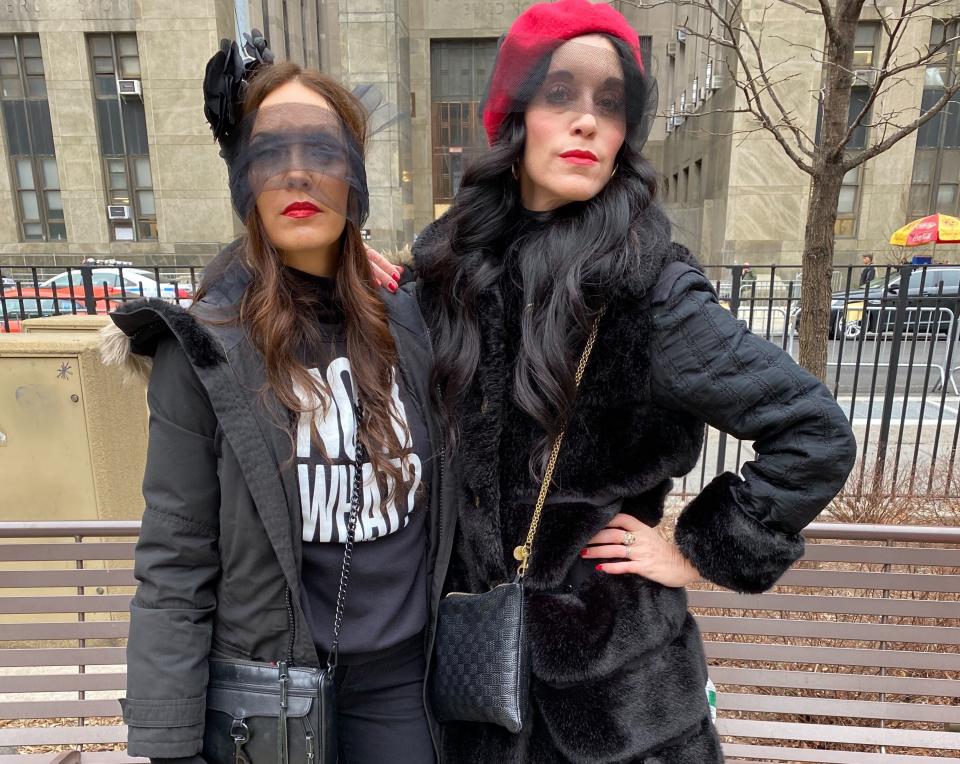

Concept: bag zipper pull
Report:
left=230, top=718, right=251, bottom=764
left=306, top=730, right=316, bottom=763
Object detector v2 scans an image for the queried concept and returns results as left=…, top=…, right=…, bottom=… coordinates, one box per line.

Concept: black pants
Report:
left=333, top=636, right=435, bottom=764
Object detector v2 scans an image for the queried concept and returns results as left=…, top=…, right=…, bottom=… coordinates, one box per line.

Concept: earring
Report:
left=610, top=164, right=619, bottom=179
left=512, top=161, right=520, bottom=180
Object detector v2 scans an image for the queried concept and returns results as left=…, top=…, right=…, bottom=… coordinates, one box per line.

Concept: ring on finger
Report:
left=623, top=531, right=637, bottom=546
left=623, top=544, right=633, bottom=558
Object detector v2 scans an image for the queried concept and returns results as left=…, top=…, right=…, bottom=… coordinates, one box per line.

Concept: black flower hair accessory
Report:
left=202, top=29, right=274, bottom=148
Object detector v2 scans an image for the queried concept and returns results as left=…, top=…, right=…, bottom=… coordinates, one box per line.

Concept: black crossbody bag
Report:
left=429, top=309, right=605, bottom=733
left=201, top=403, right=367, bottom=764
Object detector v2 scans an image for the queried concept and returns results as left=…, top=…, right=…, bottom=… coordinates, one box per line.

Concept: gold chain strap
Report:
left=514, top=305, right=607, bottom=578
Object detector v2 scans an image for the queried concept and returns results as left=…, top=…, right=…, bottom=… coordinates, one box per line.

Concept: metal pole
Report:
left=79, top=265, right=97, bottom=315
left=874, top=265, right=912, bottom=487
left=716, top=265, right=744, bottom=474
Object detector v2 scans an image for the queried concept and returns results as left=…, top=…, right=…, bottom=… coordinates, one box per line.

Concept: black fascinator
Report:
left=202, top=29, right=274, bottom=149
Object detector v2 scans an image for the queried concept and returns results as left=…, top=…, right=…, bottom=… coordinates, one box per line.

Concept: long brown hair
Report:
left=211, top=61, right=408, bottom=498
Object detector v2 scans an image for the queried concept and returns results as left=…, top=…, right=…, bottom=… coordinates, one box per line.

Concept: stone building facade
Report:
left=0, top=0, right=957, bottom=269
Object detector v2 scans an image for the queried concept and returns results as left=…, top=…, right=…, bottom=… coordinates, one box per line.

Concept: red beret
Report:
left=482, top=0, right=645, bottom=145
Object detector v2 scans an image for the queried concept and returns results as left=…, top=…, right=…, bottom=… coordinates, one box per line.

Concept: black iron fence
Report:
left=0, top=263, right=201, bottom=331
left=5, top=260, right=960, bottom=499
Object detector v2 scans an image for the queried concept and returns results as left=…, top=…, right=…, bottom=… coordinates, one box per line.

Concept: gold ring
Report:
left=624, top=544, right=633, bottom=558
left=623, top=532, right=636, bottom=546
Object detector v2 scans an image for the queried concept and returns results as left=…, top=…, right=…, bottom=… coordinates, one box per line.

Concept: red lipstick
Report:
left=282, top=200, right=321, bottom=218
left=559, top=149, right=598, bottom=165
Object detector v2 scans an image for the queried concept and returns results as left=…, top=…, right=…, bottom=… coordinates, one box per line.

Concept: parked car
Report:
left=804, top=266, right=960, bottom=339
left=1, top=294, right=114, bottom=321
left=41, top=268, right=193, bottom=302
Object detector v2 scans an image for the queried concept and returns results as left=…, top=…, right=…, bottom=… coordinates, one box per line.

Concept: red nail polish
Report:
left=388, top=282, right=397, bottom=293
left=595, top=564, right=604, bottom=572
left=579, top=549, right=588, bottom=557
left=392, top=272, right=400, bottom=282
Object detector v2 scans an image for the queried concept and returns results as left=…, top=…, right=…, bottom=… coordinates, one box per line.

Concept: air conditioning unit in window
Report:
left=853, top=68, right=878, bottom=87
left=710, top=69, right=729, bottom=90
left=117, top=79, right=142, bottom=96
left=676, top=26, right=689, bottom=43
left=107, top=205, right=132, bottom=221
left=666, top=41, right=677, bottom=57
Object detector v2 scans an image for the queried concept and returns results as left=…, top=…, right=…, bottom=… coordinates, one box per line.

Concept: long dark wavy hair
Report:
left=196, top=62, right=409, bottom=499
left=422, top=35, right=670, bottom=477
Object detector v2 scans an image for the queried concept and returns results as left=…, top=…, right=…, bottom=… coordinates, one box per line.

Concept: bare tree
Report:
left=624, top=0, right=960, bottom=380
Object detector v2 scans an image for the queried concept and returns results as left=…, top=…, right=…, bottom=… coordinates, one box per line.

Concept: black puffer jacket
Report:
left=413, top=207, right=857, bottom=764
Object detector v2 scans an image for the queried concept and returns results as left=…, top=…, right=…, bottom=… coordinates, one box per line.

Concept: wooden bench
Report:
left=691, top=523, right=960, bottom=763
left=0, top=521, right=957, bottom=762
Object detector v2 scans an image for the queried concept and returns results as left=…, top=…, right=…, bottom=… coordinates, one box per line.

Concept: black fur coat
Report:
left=413, top=204, right=857, bottom=763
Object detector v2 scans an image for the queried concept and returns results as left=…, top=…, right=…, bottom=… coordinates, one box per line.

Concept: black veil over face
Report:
left=226, top=104, right=369, bottom=224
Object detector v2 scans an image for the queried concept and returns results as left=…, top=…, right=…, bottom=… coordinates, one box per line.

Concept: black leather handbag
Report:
left=429, top=309, right=605, bottom=733
left=201, top=404, right=366, bottom=764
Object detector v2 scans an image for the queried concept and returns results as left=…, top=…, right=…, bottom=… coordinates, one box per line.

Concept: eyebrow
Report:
left=544, top=69, right=625, bottom=89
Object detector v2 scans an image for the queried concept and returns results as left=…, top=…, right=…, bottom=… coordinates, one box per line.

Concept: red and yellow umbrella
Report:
left=890, top=213, right=960, bottom=247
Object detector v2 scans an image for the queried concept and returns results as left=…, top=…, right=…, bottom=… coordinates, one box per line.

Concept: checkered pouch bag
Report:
left=429, top=308, right=606, bottom=733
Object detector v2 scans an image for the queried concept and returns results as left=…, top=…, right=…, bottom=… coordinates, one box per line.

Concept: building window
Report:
left=0, top=35, right=64, bottom=242
left=639, top=36, right=653, bottom=71
left=682, top=166, right=690, bottom=203
left=909, top=20, right=960, bottom=217
left=672, top=172, right=679, bottom=202
left=814, top=25, right=876, bottom=236
left=430, top=39, right=498, bottom=213
left=853, top=23, right=878, bottom=68
left=282, top=0, right=291, bottom=60
left=835, top=165, right=862, bottom=237
left=261, top=0, right=271, bottom=45
left=87, top=33, right=156, bottom=241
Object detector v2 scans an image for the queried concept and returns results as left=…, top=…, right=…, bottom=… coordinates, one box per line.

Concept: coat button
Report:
left=564, top=584, right=574, bottom=593
left=474, top=495, right=481, bottom=507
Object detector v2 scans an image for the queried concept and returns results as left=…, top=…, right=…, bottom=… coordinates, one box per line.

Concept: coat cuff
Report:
left=675, top=473, right=805, bottom=594
left=121, top=696, right=205, bottom=759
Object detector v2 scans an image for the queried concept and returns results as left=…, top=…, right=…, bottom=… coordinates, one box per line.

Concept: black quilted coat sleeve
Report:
left=649, top=265, right=857, bottom=594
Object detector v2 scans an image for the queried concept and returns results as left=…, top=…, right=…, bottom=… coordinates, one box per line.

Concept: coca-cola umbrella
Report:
left=889, top=213, right=960, bottom=264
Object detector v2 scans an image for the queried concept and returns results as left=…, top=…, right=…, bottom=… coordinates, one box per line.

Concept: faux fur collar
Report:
left=99, top=238, right=246, bottom=380
left=413, top=201, right=679, bottom=302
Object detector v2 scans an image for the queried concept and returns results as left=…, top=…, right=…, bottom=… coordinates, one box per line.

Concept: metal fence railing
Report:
left=0, top=263, right=201, bottom=331
left=6, top=261, right=960, bottom=499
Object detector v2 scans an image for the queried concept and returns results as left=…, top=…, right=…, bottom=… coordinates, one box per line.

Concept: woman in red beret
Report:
left=407, top=1, right=856, bottom=761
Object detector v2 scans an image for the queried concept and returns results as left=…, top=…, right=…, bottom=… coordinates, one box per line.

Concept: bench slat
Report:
left=0, top=698, right=122, bottom=720
left=0, top=647, right=125, bottom=667
left=696, top=615, right=960, bottom=644
left=0, top=621, right=129, bottom=641
left=723, top=743, right=960, bottom=763
left=0, top=595, right=131, bottom=615
left=0, top=673, right=127, bottom=697
left=704, top=641, right=960, bottom=670
left=717, top=718, right=960, bottom=749
left=688, top=590, right=956, bottom=618
left=0, top=543, right=135, bottom=563
left=709, top=666, right=960, bottom=697
left=0, top=726, right=127, bottom=746
left=801, top=543, right=960, bottom=567
left=0, top=755, right=145, bottom=764
left=776, top=570, right=960, bottom=592
left=718, top=692, right=960, bottom=723
left=0, top=569, right=136, bottom=588
left=0, top=672, right=126, bottom=693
